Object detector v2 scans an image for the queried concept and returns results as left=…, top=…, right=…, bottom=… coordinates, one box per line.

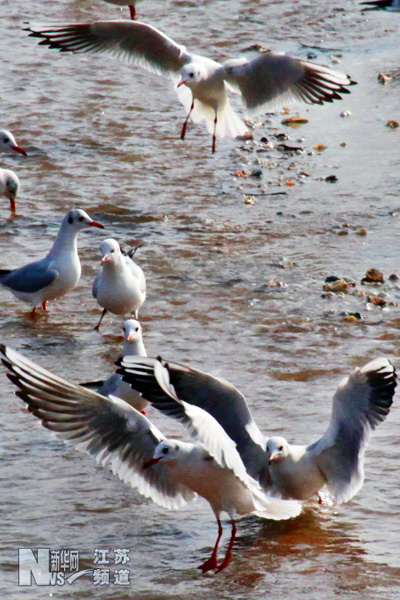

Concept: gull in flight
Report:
left=117, top=355, right=396, bottom=504
left=25, top=21, right=356, bottom=153
left=0, top=168, right=20, bottom=215
left=92, top=238, right=146, bottom=330
left=81, top=318, right=148, bottom=412
left=0, top=345, right=301, bottom=574
left=0, top=130, right=27, bottom=156
left=0, top=209, right=104, bottom=316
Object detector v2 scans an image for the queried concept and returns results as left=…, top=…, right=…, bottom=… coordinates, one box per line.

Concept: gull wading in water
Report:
left=117, top=355, right=396, bottom=504
left=25, top=21, right=356, bottom=153
left=102, top=0, right=141, bottom=20
left=0, top=130, right=27, bottom=156
left=0, top=345, right=301, bottom=574
left=81, top=318, right=148, bottom=412
left=0, top=168, right=20, bottom=215
left=92, top=238, right=146, bottom=330
left=0, top=209, right=104, bottom=316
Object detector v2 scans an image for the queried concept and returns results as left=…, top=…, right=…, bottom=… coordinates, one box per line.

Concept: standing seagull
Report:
left=102, top=0, right=141, bottom=20
left=81, top=318, right=148, bottom=412
left=117, top=355, right=396, bottom=504
left=0, top=209, right=104, bottom=315
left=0, top=168, right=20, bottom=215
left=24, top=21, right=356, bottom=153
left=92, top=238, right=146, bottom=329
left=0, top=130, right=27, bottom=156
left=0, top=345, right=301, bottom=574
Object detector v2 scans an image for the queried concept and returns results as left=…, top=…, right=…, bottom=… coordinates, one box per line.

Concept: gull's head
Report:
left=178, top=63, right=208, bottom=88
left=143, top=440, right=181, bottom=469
left=100, top=238, right=121, bottom=264
left=266, top=436, right=289, bottom=464
left=64, top=208, right=104, bottom=231
left=123, top=318, right=142, bottom=343
left=1, top=169, right=20, bottom=214
left=0, top=130, right=27, bottom=156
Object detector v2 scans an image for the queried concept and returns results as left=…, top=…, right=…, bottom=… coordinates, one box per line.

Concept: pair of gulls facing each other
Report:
left=0, top=209, right=146, bottom=325
left=25, top=18, right=357, bottom=153
left=0, top=130, right=27, bottom=215
left=1, top=336, right=396, bottom=573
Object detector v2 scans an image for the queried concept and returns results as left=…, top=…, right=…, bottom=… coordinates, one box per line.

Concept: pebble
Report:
left=361, top=268, right=385, bottom=284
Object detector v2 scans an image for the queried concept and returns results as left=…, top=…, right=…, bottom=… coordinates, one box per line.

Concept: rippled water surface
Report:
left=1, top=0, right=400, bottom=597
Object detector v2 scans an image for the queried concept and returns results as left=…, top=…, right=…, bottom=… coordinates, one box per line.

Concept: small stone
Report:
left=340, top=111, right=351, bottom=118
left=378, top=72, right=392, bottom=84
left=313, top=144, right=327, bottom=151
left=389, top=273, right=399, bottom=281
left=325, top=175, right=338, bottom=183
left=250, top=168, right=263, bottom=178
left=244, top=195, right=256, bottom=205
left=337, top=230, right=349, bottom=236
left=355, top=228, right=367, bottom=236
left=323, top=279, right=349, bottom=293
left=386, top=120, right=399, bottom=129
left=367, top=296, right=387, bottom=307
left=361, top=268, right=385, bottom=284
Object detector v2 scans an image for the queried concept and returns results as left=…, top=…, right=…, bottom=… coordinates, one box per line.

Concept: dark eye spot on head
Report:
left=78, top=215, right=84, bottom=222
left=135, top=326, right=139, bottom=332
left=279, top=446, right=283, bottom=451
left=110, top=249, right=114, bottom=253
left=162, top=447, right=169, bottom=455
left=68, top=215, right=73, bottom=224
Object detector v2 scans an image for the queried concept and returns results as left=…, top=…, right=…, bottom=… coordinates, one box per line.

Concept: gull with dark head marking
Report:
left=92, top=238, right=146, bottom=330
left=0, top=130, right=27, bottom=156
left=25, top=21, right=356, bottom=153
left=117, top=355, right=396, bottom=504
left=0, top=168, right=20, bottom=215
left=0, top=345, right=301, bottom=574
left=0, top=209, right=104, bottom=316
left=81, top=318, right=148, bottom=412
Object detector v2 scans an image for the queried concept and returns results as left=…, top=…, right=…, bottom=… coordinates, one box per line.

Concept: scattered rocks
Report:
left=386, top=120, right=399, bottom=129
left=325, top=174, right=338, bottom=183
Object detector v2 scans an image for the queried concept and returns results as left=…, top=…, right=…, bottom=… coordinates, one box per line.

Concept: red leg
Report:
left=198, top=518, right=223, bottom=574
left=212, top=113, right=217, bottom=153
left=42, top=301, right=48, bottom=311
left=129, top=5, right=136, bottom=19
left=181, top=101, right=194, bottom=141
left=30, top=306, right=37, bottom=317
left=215, top=520, right=236, bottom=573
left=94, top=308, right=107, bottom=330
left=318, top=493, right=323, bottom=504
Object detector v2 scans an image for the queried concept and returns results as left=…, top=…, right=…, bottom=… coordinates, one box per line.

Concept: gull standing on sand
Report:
left=0, top=345, right=301, bottom=574
left=0, top=209, right=104, bottom=315
left=25, top=21, right=356, bottom=152
left=0, top=169, right=20, bottom=215
left=0, top=130, right=27, bottom=156
left=92, top=238, right=146, bottom=329
left=81, top=318, right=148, bottom=412
left=117, top=355, right=396, bottom=504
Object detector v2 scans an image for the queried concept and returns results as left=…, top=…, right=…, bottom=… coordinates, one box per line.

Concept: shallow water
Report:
left=1, top=0, right=400, bottom=597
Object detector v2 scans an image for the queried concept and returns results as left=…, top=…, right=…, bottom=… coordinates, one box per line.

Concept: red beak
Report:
left=12, top=145, right=27, bottom=156
left=88, top=221, right=104, bottom=229
left=177, top=80, right=186, bottom=88
left=143, top=456, right=162, bottom=470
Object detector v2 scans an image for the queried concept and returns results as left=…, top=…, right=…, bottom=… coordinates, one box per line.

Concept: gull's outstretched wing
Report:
left=25, top=21, right=192, bottom=77
left=0, top=345, right=196, bottom=509
left=308, top=357, right=396, bottom=503
left=223, top=52, right=356, bottom=115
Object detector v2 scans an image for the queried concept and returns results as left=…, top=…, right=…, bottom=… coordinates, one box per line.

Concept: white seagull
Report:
left=0, top=209, right=104, bottom=316
left=117, top=355, right=396, bottom=504
left=92, top=238, right=146, bottom=330
left=81, top=318, right=148, bottom=412
left=0, top=345, right=301, bottom=574
left=0, top=130, right=27, bottom=156
left=102, top=0, right=141, bottom=19
left=0, top=168, right=20, bottom=215
left=25, top=21, right=356, bottom=153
